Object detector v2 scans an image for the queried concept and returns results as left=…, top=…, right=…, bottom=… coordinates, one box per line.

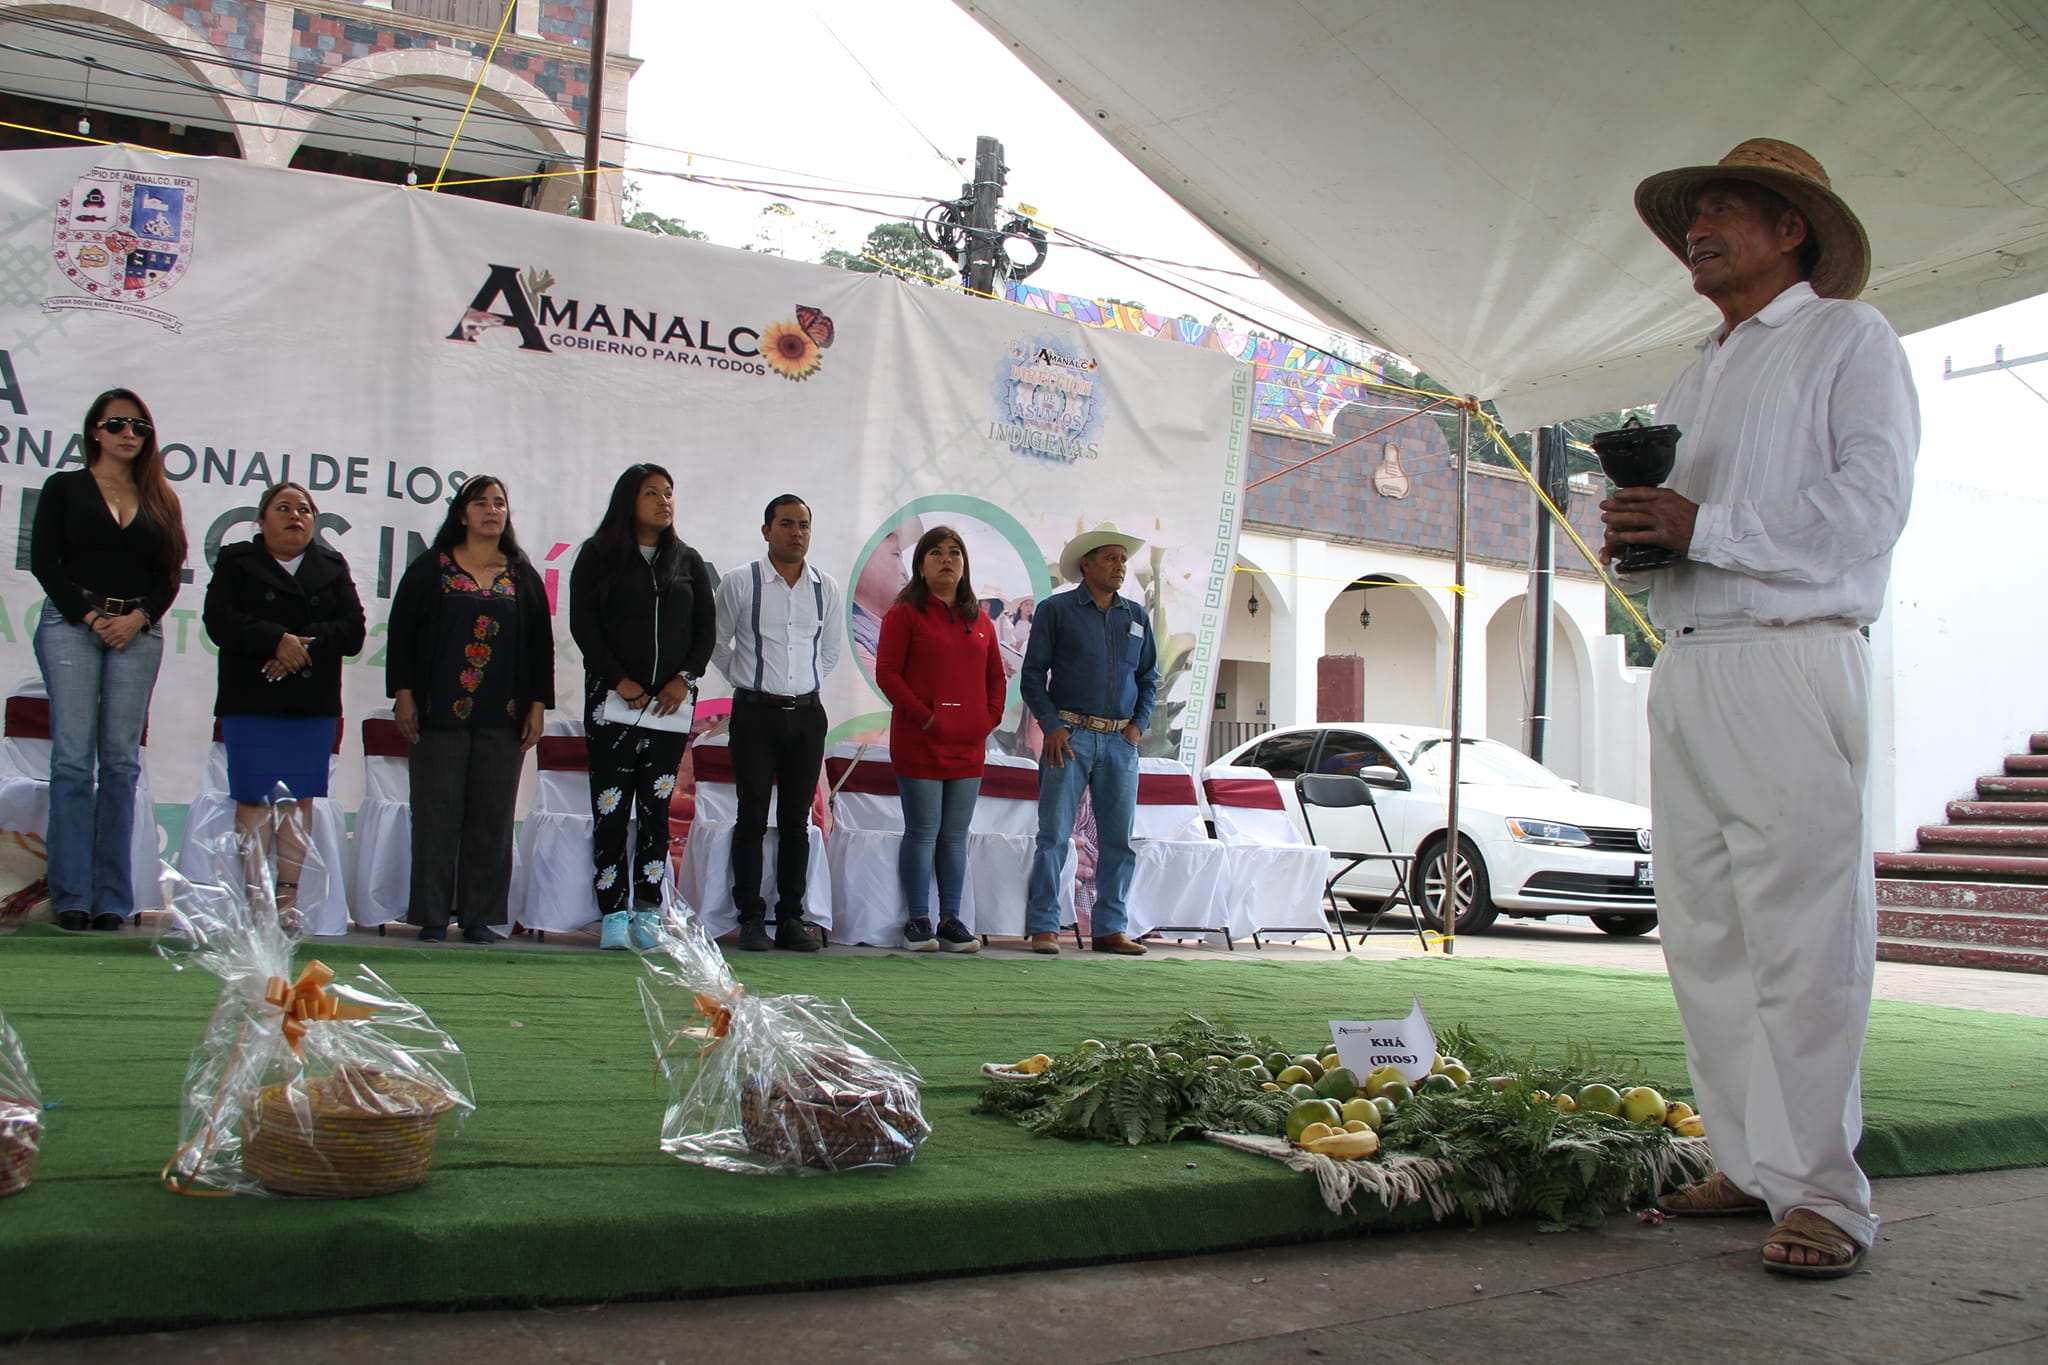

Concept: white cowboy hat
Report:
left=1633, top=137, right=1870, bottom=300
left=1059, top=522, right=1146, bottom=581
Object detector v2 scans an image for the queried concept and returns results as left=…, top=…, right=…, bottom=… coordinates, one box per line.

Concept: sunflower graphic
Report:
left=760, top=318, right=822, bottom=381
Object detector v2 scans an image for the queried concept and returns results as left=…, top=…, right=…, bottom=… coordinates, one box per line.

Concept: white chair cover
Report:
left=176, top=717, right=352, bottom=936
left=0, top=674, right=162, bottom=911
left=1201, top=763, right=1336, bottom=942
left=967, top=751, right=1072, bottom=939
left=511, top=715, right=605, bottom=933
left=1123, top=756, right=1235, bottom=942
left=674, top=732, right=834, bottom=938
left=346, top=708, right=515, bottom=933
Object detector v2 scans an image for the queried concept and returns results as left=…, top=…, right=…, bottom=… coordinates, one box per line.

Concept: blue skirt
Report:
left=221, top=714, right=335, bottom=802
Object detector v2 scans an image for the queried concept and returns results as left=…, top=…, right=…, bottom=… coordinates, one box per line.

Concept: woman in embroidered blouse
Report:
left=385, top=475, right=554, bottom=943
left=28, top=389, right=186, bottom=931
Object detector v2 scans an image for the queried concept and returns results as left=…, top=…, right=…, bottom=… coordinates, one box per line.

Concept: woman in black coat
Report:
left=385, top=475, right=555, bottom=943
left=569, top=463, right=715, bottom=949
left=202, top=482, right=367, bottom=917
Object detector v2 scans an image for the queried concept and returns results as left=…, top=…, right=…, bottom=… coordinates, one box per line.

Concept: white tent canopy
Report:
left=960, top=1, right=2048, bottom=427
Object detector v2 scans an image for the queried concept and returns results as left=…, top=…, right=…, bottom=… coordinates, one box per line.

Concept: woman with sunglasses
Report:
left=873, top=525, right=1007, bottom=952
left=569, top=464, right=715, bottom=950
left=386, top=475, right=554, bottom=944
left=202, top=483, right=367, bottom=922
left=28, top=390, right=187, bottom=931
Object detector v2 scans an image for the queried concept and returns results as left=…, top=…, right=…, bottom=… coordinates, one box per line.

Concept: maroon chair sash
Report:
left=362, top=717, right=407, bottom=758
left=1202, top=777, right=1285, bottom=810
left=536, top=735, right=589, bottom=773
left=1136, top=771, right=1200, bottom=806
left=4, top=696, right=50, bottom=742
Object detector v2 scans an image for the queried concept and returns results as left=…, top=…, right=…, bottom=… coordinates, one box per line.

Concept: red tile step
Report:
left=1975, top=775, right=2048, bottom=799
left=1875, top=850, right=2048, bottom=880
left=1916, top=824, right=2048, bottom=851
left=1878, top=879, right=2048, bottom=915
left=1875, top=937, right=2048, bottom=974
left=1878, top=906, right=2048, bottom=950
left=1946, top=801, right=2048, bottom=823
left=2006, top=753, right=2048, bottom=774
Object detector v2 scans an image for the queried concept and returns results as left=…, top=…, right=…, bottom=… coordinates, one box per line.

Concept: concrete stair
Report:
left=1876, top=732, right=2048, bottom=974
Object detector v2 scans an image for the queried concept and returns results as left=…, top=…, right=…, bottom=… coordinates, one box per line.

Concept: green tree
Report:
left=619, top=179, right=707, bottom=240
left=820, top=221, right=950, bottom=284
left=1607, top=588, right=1659, bottom=667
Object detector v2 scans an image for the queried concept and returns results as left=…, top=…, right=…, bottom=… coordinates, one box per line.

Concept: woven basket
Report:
left=739, top=1072, right=927, bottom=1171
left=242, top=1065, right=457, bottom=1198
left=0, top=1102, right=39, bottom=1198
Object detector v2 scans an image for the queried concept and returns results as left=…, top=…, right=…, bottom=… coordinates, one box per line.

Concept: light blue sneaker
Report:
left=629, top=910, right=663, bottom=951
left=599, top=911, right=632, bottom=951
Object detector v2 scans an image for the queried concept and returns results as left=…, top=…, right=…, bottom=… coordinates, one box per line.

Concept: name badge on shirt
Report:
left=1128, top=622, right=1143, bottom=637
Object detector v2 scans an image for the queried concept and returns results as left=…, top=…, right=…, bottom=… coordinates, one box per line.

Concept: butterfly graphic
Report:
left=795, top=305, right=835, bottom=350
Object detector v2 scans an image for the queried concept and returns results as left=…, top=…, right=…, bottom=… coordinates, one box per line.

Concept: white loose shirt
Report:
left=710, top=555, right=844, bottom=695
left=1650, top=282, right=1920, bottom=630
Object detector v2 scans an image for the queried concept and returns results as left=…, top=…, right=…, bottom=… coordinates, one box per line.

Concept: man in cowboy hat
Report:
left=1017, top=523, right=1159, bottom=955
left=1600, top=139, right=1919, bottom=1279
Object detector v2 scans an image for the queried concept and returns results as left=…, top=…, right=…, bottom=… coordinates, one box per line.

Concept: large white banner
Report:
left=0, top=147, right=1249, bottom=835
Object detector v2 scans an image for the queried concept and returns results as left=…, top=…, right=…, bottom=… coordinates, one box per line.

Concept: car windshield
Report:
left=1405, top=737, right=1573, bottom=789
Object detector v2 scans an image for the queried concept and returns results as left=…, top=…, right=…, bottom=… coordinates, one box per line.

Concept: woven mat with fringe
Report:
left=1202, top=1130, right=1718, bottom=1219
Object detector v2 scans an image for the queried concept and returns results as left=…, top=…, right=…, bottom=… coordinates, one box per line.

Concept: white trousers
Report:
left=1648, top=620, right=1878, bottom=1247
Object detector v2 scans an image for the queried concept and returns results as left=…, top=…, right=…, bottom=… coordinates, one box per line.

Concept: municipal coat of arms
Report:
left=48, top=167, right=199, bottom=330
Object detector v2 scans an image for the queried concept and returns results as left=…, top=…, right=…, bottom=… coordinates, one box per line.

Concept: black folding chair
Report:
left=1282, top=773, right=1422, bottom=947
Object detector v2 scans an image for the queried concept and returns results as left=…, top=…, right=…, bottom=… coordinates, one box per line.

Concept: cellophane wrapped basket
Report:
left=639, top=900, right=928, bottom=1174
left=156, top=795, right=473, bottom=1197
left=0, top=1003, right=42, bottom=1197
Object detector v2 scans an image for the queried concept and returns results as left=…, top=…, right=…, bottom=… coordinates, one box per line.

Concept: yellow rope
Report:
left=429, top=0, right=520, bottom=193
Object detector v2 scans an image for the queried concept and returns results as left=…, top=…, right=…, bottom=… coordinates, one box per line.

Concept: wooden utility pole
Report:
left=580, top=0, right=611, bottom=220
left=965, top=135, right=1005, bottom=296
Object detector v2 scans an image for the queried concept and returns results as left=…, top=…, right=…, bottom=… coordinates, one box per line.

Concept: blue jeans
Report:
left=896, top=775, right=980, bottom=922
left=32, top=603, right=164, bottom=916
left=1027, top=727, right=1138, bottom=936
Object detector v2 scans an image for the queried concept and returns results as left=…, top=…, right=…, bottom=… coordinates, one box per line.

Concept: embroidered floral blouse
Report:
left=425, top=552, right=522, bottom=729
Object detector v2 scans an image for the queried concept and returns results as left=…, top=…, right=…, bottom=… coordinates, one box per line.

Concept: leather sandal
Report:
left=1090, top=933, right=1148, bottom=956
left=1656, top=1171, right=1769, bottom=1218
left=1762, top=1207, right=1865, bottom=1279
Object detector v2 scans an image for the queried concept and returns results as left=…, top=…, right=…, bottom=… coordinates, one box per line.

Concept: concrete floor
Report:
left=5, top=917, right=2044, bottom=1360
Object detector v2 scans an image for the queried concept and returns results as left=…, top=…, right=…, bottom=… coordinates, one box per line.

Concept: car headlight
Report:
left=1505, top=817, right=1593, bottom=847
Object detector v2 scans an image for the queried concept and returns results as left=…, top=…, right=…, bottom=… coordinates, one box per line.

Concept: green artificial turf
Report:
left=0, top=927, right=2043, bottom=1336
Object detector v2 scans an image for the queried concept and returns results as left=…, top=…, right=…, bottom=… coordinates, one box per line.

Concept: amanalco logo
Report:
left=446, top=264, right=836, bottom=382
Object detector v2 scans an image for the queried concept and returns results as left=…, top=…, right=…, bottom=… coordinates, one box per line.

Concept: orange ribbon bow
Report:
left=654, top=987, right=744, bottom=1084
left=263, top=961, right=374, bottom=1055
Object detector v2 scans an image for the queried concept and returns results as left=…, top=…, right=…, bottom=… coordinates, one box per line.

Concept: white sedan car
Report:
left=1215, top=722, right=1656, bottom=936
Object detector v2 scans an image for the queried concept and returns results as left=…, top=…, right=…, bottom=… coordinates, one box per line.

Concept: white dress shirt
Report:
left=1649, top=282, right=1920, bottom=630
left=710, top=555, right=844, bottom=695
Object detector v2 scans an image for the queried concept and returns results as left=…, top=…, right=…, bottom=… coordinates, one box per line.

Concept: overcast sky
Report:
left=621, top=0, right=2048, bottom=489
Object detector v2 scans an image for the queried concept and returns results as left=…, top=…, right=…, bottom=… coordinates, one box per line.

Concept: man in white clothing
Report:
left=1600, top=139, right=1918, bottom=1279
left=710, top=494, right=845, bottom=952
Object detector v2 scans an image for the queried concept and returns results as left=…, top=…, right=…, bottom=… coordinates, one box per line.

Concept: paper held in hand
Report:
left=1328, top=996, right=1438, bottom=1085
left=598, top=688, right=694, bottom=734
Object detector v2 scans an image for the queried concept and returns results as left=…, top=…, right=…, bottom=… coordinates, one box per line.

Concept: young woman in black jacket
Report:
left=203, top=482, right=367, bottom=917
left=385, top=475, right=555, bottom=943
left=568, top=463, right=715, bottom=949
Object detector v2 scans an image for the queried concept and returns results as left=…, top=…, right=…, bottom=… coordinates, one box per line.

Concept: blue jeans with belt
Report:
left=1027, top=726, right=1138, bottom=936
left=32, top=603, right=164, bottom=916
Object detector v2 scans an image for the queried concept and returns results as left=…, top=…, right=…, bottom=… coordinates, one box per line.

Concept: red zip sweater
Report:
left=875, top=596, right=1007, bottom=780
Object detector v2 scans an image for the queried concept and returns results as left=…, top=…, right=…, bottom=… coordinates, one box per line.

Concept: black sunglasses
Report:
left=95, top=418, right=153, bottom=438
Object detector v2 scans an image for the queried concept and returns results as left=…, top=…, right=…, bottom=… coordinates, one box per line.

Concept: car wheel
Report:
left=1412, top=835, right=1497, bottom=935
left=1590, top=913, right=1657, bottom=937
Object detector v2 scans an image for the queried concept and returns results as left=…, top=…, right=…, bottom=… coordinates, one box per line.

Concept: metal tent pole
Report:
left=1442, top=398, right=1472, bottom=955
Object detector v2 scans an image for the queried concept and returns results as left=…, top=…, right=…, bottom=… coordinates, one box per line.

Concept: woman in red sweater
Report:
left=874, top=525, right=1007, bottom=952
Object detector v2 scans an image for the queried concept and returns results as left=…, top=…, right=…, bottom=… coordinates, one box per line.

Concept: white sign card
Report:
left=1328, top=996, right=1438, bottom=1084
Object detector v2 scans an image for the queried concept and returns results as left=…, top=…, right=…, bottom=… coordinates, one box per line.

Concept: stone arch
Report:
left=1326, top=572, right=1446, bottom=727
left=7, top=1, right=264, bottom=152
left=271, top=48, right=581, bottom=172
left=1483, top=594, right=1592, bottom=781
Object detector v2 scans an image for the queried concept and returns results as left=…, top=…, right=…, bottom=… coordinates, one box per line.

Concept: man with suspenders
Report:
left=710, top=494, right=845, bottom=952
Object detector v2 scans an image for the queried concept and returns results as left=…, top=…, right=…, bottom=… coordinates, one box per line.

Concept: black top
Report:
left=568, top=538, right=716, bottom=698
left=204, top=538, right=368, bottom=717
left=425, top=560, right=523, bottom=730
left=30, top=467, right=181, bottom=624
left=386, top=547, right=556, bottom=718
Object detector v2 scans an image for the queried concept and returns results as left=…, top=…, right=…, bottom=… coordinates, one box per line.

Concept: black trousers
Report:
left=585, top=695, right=690, bottom=916
left=727, top=695, right=827, bottom=921
left=408, top=725, right=523, bottom=931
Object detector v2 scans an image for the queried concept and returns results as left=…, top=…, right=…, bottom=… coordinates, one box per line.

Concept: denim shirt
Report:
left=1018, top=586, right=1159, bottom=735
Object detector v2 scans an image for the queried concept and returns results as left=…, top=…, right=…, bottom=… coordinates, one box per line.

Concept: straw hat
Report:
left=1633, top=138, right=1869, bottom=299
left=1059, top=522, right=1146, bottom=580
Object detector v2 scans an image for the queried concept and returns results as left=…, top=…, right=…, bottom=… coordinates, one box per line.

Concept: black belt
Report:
left=733, top=687, right=820, bottom=709
left=83, top=593, right=145, bottom=618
